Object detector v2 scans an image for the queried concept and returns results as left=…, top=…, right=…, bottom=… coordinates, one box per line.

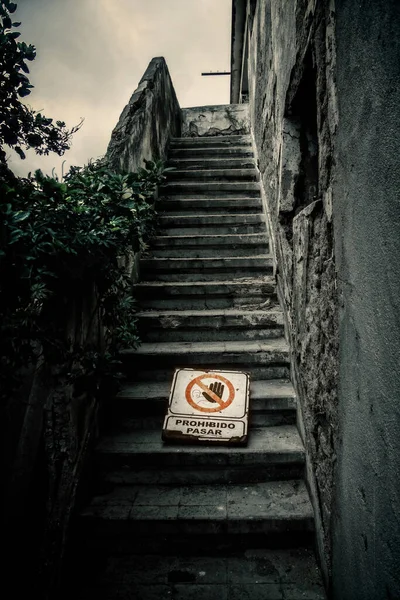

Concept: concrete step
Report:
left=167, top=168, right=259, bottom=182
left=157, top=197, right=262, bottom=214
left=150, top=232, right=268, bottom=246
left=146, top=245, right=269, bottom=259
left=169, top=135, right=252, bottom=147
left=129, top=365, right=289, bottom=382
left=140, top=255, right=273, bottom=281
left=160, top=223, right=266, bottom=236
left=167, top=157, right=256, bottom=170
left=137, top=308, right=284, bottom=342
left=117, top=378, right=296, bottom=409
left=108, top=412, right=296, bottom=434
left=159, top=212, right=266, bottom=235
left=169, top=146, right=254, bottom=159
left=159, top=213, right=265, bottom=227
left=161, top=181, right=260, bottom=196
left=120, top=338, right=290, bottom=381
left=134, top=278, right=278, bottom=310
left=106, top=406, right=296, bottom=434
left=112, top=379, right=296, bottom=429
left=95, top=426, right=305, bottom=484
left=64, top=548, right=326, bottom=600
left=147, top=233, right=268, bottom=258
left=78, top=480, right=313, bottom=541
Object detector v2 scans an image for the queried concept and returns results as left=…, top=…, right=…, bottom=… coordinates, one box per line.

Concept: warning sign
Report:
left=162, top=368, right=250, bottom=445
left=185, top=373, right=235, bottom=413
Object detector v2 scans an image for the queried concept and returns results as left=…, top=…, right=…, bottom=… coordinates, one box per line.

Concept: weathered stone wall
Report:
left=245, top=0, right=400, bottom=596
left=245, top=0, right=338, bottom=583
left=5, top=259, right=141, bottom=599
left=182, top=104, right=249, bottom=137
left=331, top=1, right=400, bottom=598
left=4, top=282, right=106, bottom=595
left=106, top=57, right=181, bottom=172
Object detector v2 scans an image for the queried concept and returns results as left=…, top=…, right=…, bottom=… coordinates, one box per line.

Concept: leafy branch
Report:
left=0, top=0, right=83, bottom=162
left=0, top=158, right=168, bottom=400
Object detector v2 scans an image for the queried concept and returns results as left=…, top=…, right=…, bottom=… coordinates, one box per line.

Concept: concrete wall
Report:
left=182, top=104, right=249, bottom=137
left=331, top=0, right=400, bottom=598
left=230, top=0, right=246, bottom=103
left=243, top=0, right=400, bottom=596
left=245, top=0, right=338, bottom=583
left=106, top=57, right=181, bottom=172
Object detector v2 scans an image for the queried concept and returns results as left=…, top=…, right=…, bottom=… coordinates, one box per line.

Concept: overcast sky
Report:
left=9, top=0, right=232, bottom=177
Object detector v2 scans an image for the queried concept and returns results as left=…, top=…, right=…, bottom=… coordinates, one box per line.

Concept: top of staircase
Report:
left=170, top=135, right=252, bottom=146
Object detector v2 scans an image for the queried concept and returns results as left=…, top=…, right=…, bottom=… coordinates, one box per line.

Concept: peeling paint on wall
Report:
left=182, top=104, right=250, bottom=137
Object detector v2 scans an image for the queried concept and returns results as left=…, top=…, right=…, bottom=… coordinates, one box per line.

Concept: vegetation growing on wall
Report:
left=0, top=159, right=166, bottom=402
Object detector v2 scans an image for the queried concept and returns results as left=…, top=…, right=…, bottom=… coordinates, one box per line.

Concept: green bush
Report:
left=0, top=158, right=168, bottom=400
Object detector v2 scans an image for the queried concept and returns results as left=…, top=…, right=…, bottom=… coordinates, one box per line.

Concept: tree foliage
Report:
left=0, top=0, right=82, bottom=162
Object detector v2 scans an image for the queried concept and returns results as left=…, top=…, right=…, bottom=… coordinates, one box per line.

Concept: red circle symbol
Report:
left=185, top=373, right=235, bottom=413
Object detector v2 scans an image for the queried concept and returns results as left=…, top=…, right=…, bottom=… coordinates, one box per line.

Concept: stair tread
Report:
left=122, top=338, right=288, bottom=355
left=169, top=145, right=253, bottom=150
left=142, top=255, right=271, bottom=262
left=168, top=157, right=255, bottom=162
left=170, top=135, right=252, bottom=143
left=97, top=425, right=303, bottom=456
left=152, top=233, right=266, bottom=240
left=168, top=162, right=256, bottom=170
left=159, top=199, right=261, bottom=204
left=159, top=213, right=264, bottom=218
left=169, top=168, right=258, bottom=175
left=163, top=182, right=260, bottom=187
left=117, top=379, right=296, bottom=402
left=70, top=550, right=326, bottom=599
left=170, top=146, right=254, bottom=151
left=136, top=308, right=282, bottom=317
left=159, top=196, right=261, bottom=205
left=136, top=277, right=275, bottom=288
left=81, top=479, right=312, bottom=522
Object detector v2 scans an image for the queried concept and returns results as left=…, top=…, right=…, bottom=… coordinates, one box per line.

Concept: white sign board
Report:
left=162, top=368, right=250, bottom=445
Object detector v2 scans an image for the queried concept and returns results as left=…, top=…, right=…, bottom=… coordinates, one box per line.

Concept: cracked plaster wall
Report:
left=182, top=104, right=250, bottom=137
left=246, top=0, right=338, bottom=586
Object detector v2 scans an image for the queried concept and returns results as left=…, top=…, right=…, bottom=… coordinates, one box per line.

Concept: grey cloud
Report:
left=9, top=0, right=231, bottom=177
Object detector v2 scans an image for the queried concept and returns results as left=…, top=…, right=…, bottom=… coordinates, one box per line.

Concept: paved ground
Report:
left=71, top=547, right=326, bottom=600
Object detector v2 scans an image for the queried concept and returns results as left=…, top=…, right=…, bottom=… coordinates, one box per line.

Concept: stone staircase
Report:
left=66, top=135, right=326, bottom=599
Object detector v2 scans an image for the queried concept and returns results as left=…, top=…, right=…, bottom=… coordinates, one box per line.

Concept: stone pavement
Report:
left=72, top=548, right=325, bottom=600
